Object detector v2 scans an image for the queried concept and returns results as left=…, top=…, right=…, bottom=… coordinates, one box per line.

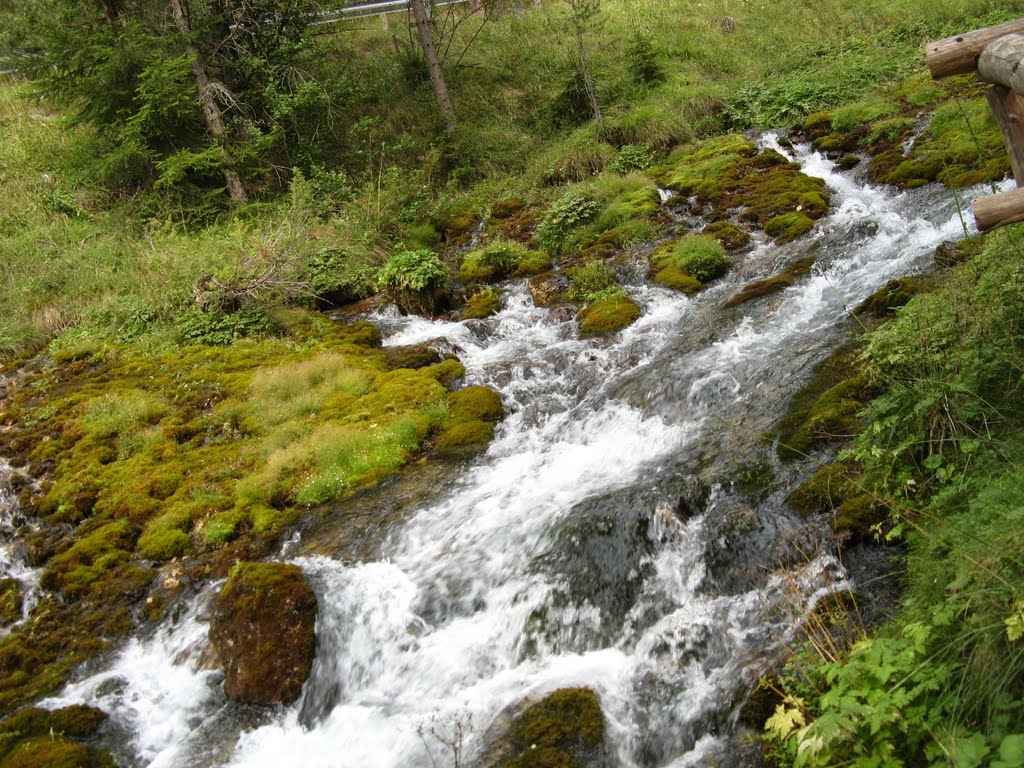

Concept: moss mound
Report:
left=209, top=561, right=317, bottom=704
left=764, top=212, right=815, bottom=244
left=463, top=289, right=502, bottom=320
left=577, top=290, right=642, bottom=336
left=0, top=706, right=114, bottom=768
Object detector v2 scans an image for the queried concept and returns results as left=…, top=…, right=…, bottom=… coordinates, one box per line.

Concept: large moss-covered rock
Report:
left=209, top=562, right=317, bottom=704
left=487, top=687, right=606, bottom=768
left=0, top=705, right=114, bottom=768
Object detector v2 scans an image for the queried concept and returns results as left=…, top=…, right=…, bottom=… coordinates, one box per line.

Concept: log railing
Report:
left=928, top=19, right=1024, bottom=231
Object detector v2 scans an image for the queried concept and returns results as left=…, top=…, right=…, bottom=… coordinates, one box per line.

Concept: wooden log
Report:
left=987, top=86, right=1024, bottom=184
left=978, top=33, right=1024, bottom=92
left=973, top=187, right=1024, bottom=231
left=928, top=18, right=1024, bottom=79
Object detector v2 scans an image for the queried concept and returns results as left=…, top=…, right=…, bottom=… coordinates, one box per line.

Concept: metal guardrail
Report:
left=313, top=0, right=466, bottom=24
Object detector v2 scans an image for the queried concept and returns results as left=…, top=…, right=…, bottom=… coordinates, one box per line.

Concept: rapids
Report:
left=37, top=137, right=994, bottom=767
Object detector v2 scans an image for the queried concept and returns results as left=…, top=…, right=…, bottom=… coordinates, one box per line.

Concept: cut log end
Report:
left=972, top=186, right=1024, bottom=232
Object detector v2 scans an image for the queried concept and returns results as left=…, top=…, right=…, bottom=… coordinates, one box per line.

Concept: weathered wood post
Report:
left=928, top=19, right=1024, bottom=231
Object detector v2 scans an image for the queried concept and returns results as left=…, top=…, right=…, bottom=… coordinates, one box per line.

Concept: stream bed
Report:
left=36, top=138, right=986, bottom=767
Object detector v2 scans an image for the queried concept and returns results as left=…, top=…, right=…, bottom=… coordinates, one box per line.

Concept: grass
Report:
left=766, top=225, right=1024, bottom=765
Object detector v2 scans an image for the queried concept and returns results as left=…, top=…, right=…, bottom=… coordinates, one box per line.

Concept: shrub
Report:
left=537, top=193, right=601, bottom=254
left=569, top=261, right=617, bottom=301
left=377, top=249, right=448, bottom=294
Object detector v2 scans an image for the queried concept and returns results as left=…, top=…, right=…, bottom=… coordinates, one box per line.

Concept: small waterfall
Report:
left=44, top=138, right=984, bottom=767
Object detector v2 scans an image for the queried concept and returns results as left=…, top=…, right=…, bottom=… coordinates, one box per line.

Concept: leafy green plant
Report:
left=569, top=260, right=616, bottom=300
left=608, top=145, right=654, bottom=174
left=377, top=249, right=448, bottom=294
left=537, top=192, right=601, bottom=254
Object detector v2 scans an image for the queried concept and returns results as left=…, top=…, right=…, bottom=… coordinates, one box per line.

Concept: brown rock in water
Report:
left=528, top=271, right=572, bottom=307
left=209, top=562, right=317, bottom=704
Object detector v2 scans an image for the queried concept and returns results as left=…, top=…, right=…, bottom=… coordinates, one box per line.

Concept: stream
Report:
left=36, top=137, right=986, bottom=767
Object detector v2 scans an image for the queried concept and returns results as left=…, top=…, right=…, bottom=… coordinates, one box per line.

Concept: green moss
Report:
left=508, top=687, right=604, bottom=757
left=425, top=359, right=466, bottom=388
left=763, top=212, right=814, bottom=244
left=723, top=276, right=794, bottom=309
left=675, top=236, right=729, bottom=282
left=787, top=464, right=859, bottom=516
left=836, top=155, right=861, bottom=170
left=432, top=200, right=479, bottom=239
left=458, top=240, right=532, bottom=284
left=491, top=198, right=526, bottom=221
left=383, top=345, right=442, bottom=370
left=514, top=251, right=553, bottom=277
left=41, top=520, right=138, bottom=600
left=853, top=276, right=930, bottom=319
left=775, top=341, right=872, bottom=460
left=703, top=221, right=750, bottom=250
left=833, top=493, right=885, bottom=539
left=0, top=736, right=91, bottom=768
left=653, top=264, right=703, bottom=294
left=577, top=289, right=641, bottom=336
left=0, top=582, right=20, bottom=625
left=137, top=528, right=190, bottom=561
left=448, top=386, right=504, bottom=422
left=435, top=420, right=495, bottom=450
left=463, top=289, right=502, bottom=320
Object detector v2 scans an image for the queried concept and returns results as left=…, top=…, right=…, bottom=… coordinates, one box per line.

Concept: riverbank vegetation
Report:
left=2, top=0, right=1024, bottom=763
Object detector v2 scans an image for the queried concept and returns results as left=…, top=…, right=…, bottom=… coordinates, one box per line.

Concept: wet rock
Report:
left=528, top=272, right=572, bottom=307
left=384, top=343, right=444, bottom=370
left=209, top=562, right=317, bottom=705
left=481, top=687, right=607, bottom=768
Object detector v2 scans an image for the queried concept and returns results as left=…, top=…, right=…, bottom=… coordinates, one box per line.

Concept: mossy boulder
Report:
left=448, top=386, right=504, bottom=422
left=723, top=276, right=794, bottom=309
left=528, top=272, right=572, bottom=307
left=491, top=199, right=526, bottom=221
left=209, top=562, right=317, bottom=705
left=703, top=221, right=750, bottom=251
left=833, top=493, right=887, bottom=541
left=136, top=528, right=190, bottom=562
left=787, top=463, right=860, bottom=516
left=653, top=264, right=702, bottom=294
left=0, top=706, right=114, bottom=768
left=764, top=212, right=814, bottom=244
left=384, top=344, right=443, bottom=370
left=493, top=688, right=606, bottom=768
left=775, top=341, right=874, bottom=460
left=463, top=289, right=502, bottom=320
left=577, top=290, right=641, bottom=337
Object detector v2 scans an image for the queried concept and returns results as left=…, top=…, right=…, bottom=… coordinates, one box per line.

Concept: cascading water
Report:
left=40, top=138, right=992, bottom=767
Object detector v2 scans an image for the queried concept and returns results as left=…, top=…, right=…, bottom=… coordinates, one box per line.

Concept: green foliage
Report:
left=626, top=33, right=664, bottom=85
left=377, top=249, right=448, bottom=294
left=177, top=306, right=278, bottom=346
left=608, top=145, right=654, bottom=175
left=568, top=261, right=616, bottom=301
left=537, top=193, right=601, bottom=254
left=653, top=235, right=729, bottom=283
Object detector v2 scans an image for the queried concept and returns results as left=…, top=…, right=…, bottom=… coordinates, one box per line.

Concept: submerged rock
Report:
left=209, top=562, right=317, bottom=705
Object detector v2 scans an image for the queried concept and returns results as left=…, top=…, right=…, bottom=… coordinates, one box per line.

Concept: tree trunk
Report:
left=410, top=0, right=457, bottom=131
left=168, top=0, right=248, bottom=203
left=470, top=0, right=485, bottom=12
left=575, top=24, right=603, bottom=130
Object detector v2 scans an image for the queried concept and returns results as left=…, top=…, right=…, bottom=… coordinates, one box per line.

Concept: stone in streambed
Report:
left=209, top=562, right=317, bottom=705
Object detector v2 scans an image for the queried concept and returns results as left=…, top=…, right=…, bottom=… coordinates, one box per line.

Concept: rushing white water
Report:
left=43, top=140, right=989, bottom=767
left=0, top=461, right=42, bottom=629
